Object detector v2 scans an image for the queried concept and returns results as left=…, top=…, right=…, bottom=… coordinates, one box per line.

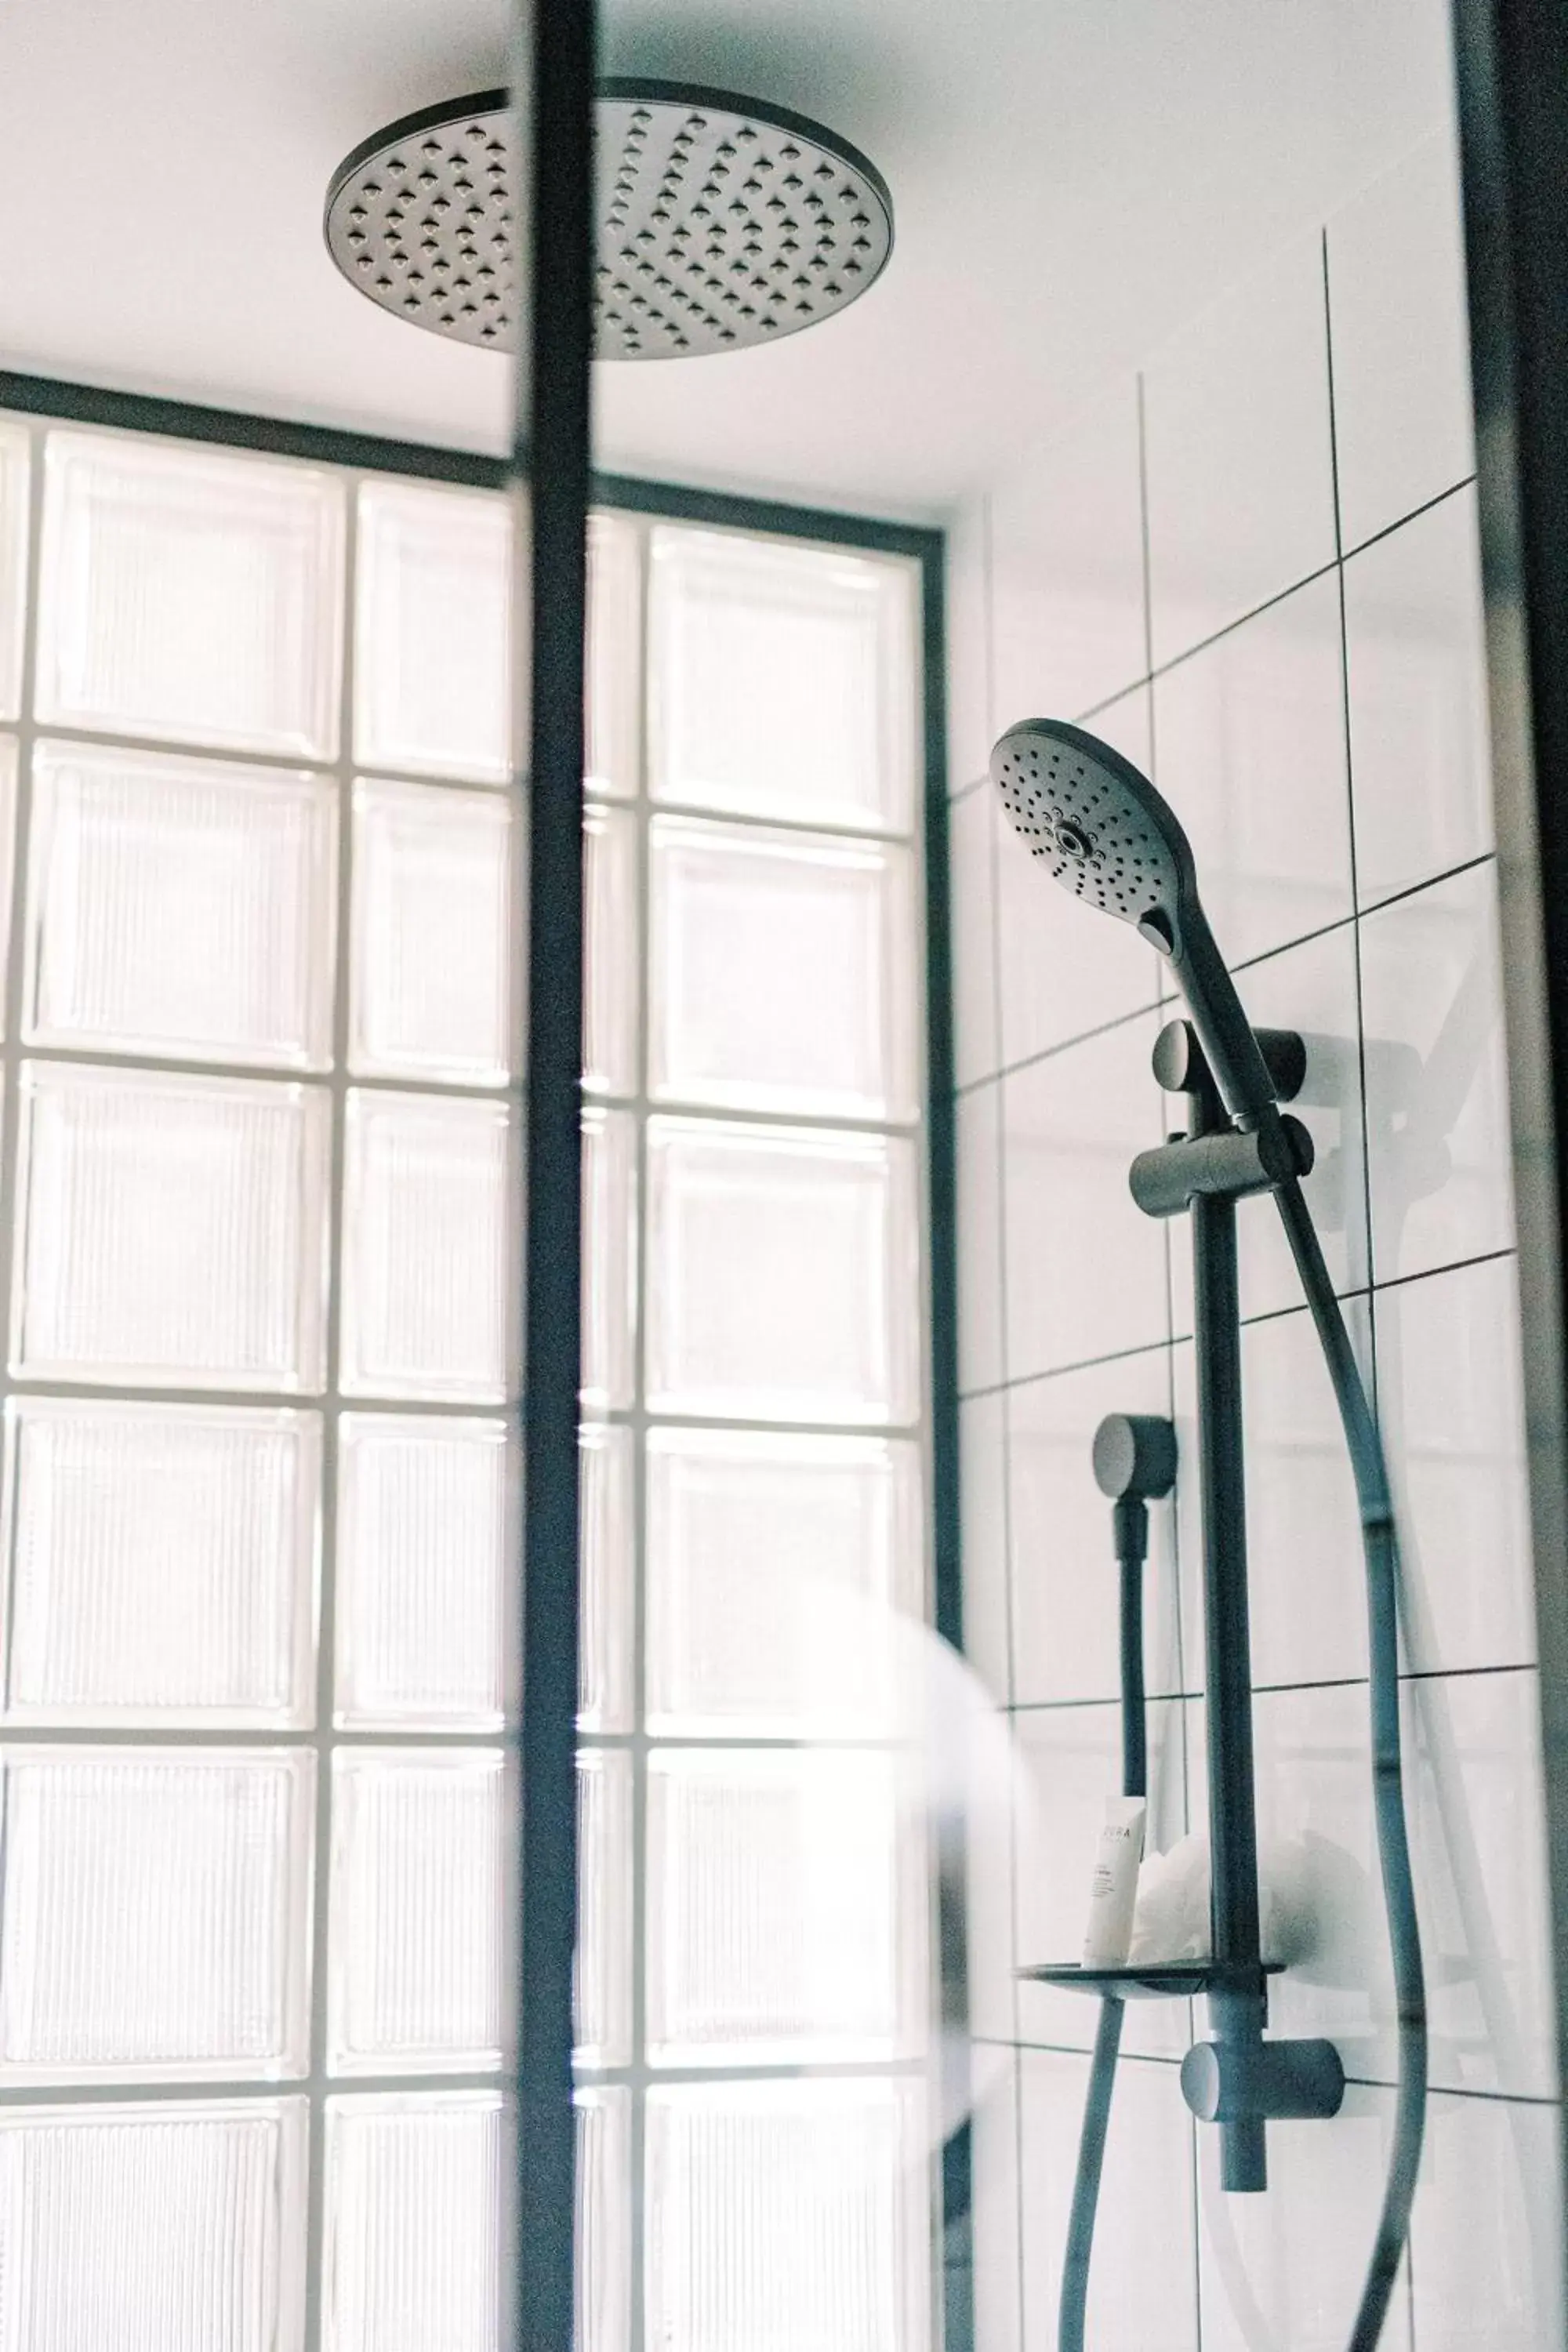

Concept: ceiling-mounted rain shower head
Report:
left=990, top=717, right=1279, bottom=1127
left=324, top=81, right=894, bottom=360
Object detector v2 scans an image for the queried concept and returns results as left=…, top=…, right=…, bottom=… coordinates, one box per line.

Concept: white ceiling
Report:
left=0, top=0, right=1454, bottom=521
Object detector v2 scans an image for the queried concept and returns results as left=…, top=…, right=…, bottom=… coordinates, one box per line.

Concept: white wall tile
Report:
left=950, top=784, right=1000, bottom=1086
left=1195, top=2079, right=1410, bottom=2352
left=993, top=691, right=1164, bottom=1069
left=958, top=1083, right=1006, bottom=1395
left=1192, top=1652, right=1556, bottom=2103
left=1174, top=1301, right=1370, bottom=1695
left=1166, top=917, right=1369, bottom=1330
left=1236, top=1680, right=1396, bottom=2074
left=968, top=1748, right=1020, bottom=2049
left=1411, top=2090, right=1566, bottom=2352
left=1151, top=569, right=1353, bottom=966
left=1328, top=132, right=1476, bottom=554
left=1376, top=1254, right=1535, bottom=1676
left=1007, top=1348, right=1181, bottom=1709
left=990, top=383, right=1148, bottom=727
left=961, top=1392, right=1011, bottom=1705
left=1360, top=861, right=1513, bottom=1286
left=946, top=492, right=993, bottom=794
left=1018, top=2048, right=1199, bottom=2352
left=1345, top=485, right=1490, bottom=911
left=1002, top=1011, right=1171, bottom=1383
left=1144, top=238, right=1336, bottom=667
left=1408, top=1667, right=1558, bottom=2100
left=971, top=2051, right=1023, bottom=2352
left=1013, top=1697, right=1190, bottom=2060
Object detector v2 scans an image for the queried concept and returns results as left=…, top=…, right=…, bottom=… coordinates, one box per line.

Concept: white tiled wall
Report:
left=951, top=124, right=1565, bottom=2351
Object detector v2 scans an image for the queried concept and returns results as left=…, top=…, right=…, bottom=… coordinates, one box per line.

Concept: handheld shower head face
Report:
left=990, top=716, right=1281, bottom=1127
left=989, top=718, right=1194, bottom=953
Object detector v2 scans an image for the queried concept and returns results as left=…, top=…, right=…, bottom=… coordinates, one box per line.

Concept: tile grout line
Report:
left=956, top=1238, right=1519, bottom=1406
left=952, top=850, right=1500, bottom=1103
left=1069, top=468, right=1479, bottom=729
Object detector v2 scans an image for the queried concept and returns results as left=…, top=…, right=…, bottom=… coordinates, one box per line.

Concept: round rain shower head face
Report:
left=989, top=717, right=1196, bottom=947
left=323, top=82, right=894, bottom=360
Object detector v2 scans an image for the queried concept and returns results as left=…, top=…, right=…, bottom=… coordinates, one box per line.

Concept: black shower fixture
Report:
left=324, top=82, right=895, bottom=359
left=996, top=717, right=1428, bottom=2352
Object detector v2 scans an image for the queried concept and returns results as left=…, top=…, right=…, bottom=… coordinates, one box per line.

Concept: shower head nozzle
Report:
left=990, top=717, right=1279, bottom=1128
left=989, top=717, right=1194, bottom=954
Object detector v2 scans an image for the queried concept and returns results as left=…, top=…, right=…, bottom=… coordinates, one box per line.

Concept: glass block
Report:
left=340, top=1091, right=512, bottom=1403
left=648, top=526, right=918, bottom=833
left=649, top=815, right=916, bottom=1119
left=586, top=514, right=641, bottom=800
left=26, top=739, right=336, bottom=1068
left=350, top=779, right=514, bottom=1085
left=0, top=2098, right=307, bottom=2352
left=12, top=1064, right=330, bottom=1391
left=328, top=1750, right=506, bottom=2073
left=36, top=430, right=344, bottom=758
left=579, top=1421, right=633, bottom=1733
left=575, top=2088, right=631, bottom=2352
left=583, top=801, right=638, bottom=1098
left=336, top=1414, right=510, bottom=1730
left=0, top=426, right=30, bottom=721
left=325, top=2093, right=504, bottom=2352
left=645, top=1428, right=923, bottom=1737
left=646, top=1748, right=919, bottom=2067
left=644, top=2078, right=930, bottom=2352
left=0, top=1748, right=313, bottom=2079
left=354, top=481, right=515, bottom=785
left=5, top=1396, right=320, bottom=1726
left=645, top=1120, right=919, bottom=1425
left=575, top=1750, right=632, bottom=2067
left=582, top=1107, right=637, bottom=1412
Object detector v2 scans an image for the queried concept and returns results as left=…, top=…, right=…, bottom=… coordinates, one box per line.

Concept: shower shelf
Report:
left=1018, top=1960, right=1284, bottom=2002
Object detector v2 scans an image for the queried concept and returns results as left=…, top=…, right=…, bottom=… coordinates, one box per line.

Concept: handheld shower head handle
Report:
left=1162, top=894, right=1280, bottom=1131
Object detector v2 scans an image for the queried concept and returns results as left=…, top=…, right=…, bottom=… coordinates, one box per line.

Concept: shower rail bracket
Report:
left=1179, top=2031, right=1345, bottom=2125
left=1143, top=1014, right=1337, bottom=2193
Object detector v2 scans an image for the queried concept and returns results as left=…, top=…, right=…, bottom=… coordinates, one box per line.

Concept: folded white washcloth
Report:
left=1127, top=1832, right=1300, bottom=1965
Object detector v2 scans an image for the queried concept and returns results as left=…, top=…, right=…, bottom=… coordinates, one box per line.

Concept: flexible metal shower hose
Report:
left=1273, top=1174, right=1428, bottom=2350
left=1057, top=1175, right=1427, bottom=2352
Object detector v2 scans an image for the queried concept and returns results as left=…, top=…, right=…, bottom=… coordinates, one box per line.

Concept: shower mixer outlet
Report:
left=1181, top=2033, right=1346, bottom=2127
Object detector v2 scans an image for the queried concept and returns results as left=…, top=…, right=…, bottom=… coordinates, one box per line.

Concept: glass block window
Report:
left=0, top=419, right=932, bottom=2352
left=606, top=523, right=930, bottom=2352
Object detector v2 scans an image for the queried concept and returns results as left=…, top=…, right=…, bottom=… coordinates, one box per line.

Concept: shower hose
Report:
left=1058, top=1172, right=1428, bottom=2352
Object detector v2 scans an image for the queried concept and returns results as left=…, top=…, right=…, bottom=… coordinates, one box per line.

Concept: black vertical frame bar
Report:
left=1450, top=0, right=1568, bottom=2297
left=923, top=548, right=972, bottom=2351
left=514, top=0, right=597, bottom=2342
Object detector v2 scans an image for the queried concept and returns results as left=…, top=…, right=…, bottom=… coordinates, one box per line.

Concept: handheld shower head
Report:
left=990, top=718, right=1277, bottom=1129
